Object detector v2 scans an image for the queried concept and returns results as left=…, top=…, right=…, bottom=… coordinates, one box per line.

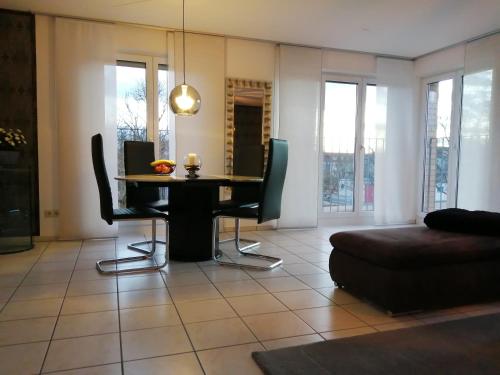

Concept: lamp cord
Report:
left=182, top=0, right=186, bottom=84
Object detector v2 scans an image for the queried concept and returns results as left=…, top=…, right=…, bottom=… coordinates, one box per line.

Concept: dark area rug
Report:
left=252, top=312, right=500, bottom=374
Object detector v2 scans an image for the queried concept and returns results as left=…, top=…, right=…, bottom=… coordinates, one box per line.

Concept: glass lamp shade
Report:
left=169, top=84, right=201, bottom=116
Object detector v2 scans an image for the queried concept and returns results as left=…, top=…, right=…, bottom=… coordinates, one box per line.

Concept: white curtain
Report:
left=374, top=58, right=419, bottom=224
left=457, top=33, right=500, bottom=212
left=55, top=18, right=117, bottom=239
left=277, top=45, right=322, bottom=228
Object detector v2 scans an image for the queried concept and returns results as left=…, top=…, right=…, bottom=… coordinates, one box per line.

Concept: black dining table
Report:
left=115, top=174, right=262, bottom=262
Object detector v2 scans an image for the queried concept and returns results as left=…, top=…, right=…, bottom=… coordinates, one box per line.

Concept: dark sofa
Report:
left=329, top=226, right=500, bottom=314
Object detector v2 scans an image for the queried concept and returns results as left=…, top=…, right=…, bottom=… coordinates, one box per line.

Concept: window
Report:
left=421, top=72, right=462, bottom=212
left=321, top=76, right=378, bottom=215
left=116, top=56, right=173, bottom=207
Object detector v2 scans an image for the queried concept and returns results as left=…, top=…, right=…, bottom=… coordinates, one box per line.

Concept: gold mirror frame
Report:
left=225, top=78, right=273, bottom=175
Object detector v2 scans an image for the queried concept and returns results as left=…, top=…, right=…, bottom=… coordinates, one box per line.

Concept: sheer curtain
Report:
left=277, top=45, right=322, bottom=228
left=55, top=18, right=117, bottom=239
left=457, top=33, right=500, bottom=211
left=374, top=58, right=419, bottom=224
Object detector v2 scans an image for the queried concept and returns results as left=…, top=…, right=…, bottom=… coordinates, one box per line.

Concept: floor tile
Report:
left=163, top=271, right=211, bottom=287
left=0, top=274, right=24, bottom=288
left=245, top=267, right=290, bottom=279
left=214, top=279, right=267, bottom=298
left=120, top=304, right=181, bottom=331
left=227, top=294, right=288, bottom=316
left=12, top=283, right=68, bottom=301
left=273, top=289, right=333, bottom=310
left=23, top=270, right=72, bottom=285
left=47, top=363, right=122, bottom=374
left=197, top=342, right=265, bottom=375
left=0, top=298, right=63, bottom=321
left=0, top=341, right=49, bottom=374
left=257, top=276, right=310, bottom=292
left=262, top=333, right=324, bottom=350
left=71, top=269, right=116, bottom=282
left=54, top=310, right=119, bottom=339
left=118, top=274, right=165, bottom=292
left=121, top=325, right=192, bottom=361
left=61, top=293, right=117, bottom=315
left=168, top=284, right=222, bottom=303
left=0, top=317, right=56, bottom=346
left=315, top=286, right=360, bottom=304
left=296, top=273, right=335, bottom=289
left=320, top=326, right=377, bottom=340
left=342, top=303, right=414, bottom=325
left=43, top=333, right=120, bottom=372
left=185, top=317, right=256, bottom=350
left=119, top=288, right=172, bottom=309
left=243, top=311, right=315, bottom=340
left=124, top=352, right=203, bottom=375
left=202, top=267, right=251, bottom=283
left=67, top=279, right=117, bottom=297
left=0, top=287, right=15, bottom=301
left=176, top=299, right=236, bottom=323
left=294, top=305, right=367, bottom=332
left=282, top=263, right=327, bottom=276
left=31, top=261, right=76, bottom=272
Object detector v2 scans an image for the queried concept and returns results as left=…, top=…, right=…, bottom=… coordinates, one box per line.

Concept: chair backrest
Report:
left=231, top=144, right=265, bottom=204
left=124, top=141, right=160, bottom=207
left=91, top=134, right=114, bottom=225
left=258, top=138, right=288, bottom=223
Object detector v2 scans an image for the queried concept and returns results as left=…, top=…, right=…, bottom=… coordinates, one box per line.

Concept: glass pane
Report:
left=158, top=64, right=170, bottom=160
left=322, top=81, right=357, bottom=213
left=361, top=84, right=378, bottom=211
left=116, top=61, right=147, bottom=208
left=422, top=79, right=453, bottom=212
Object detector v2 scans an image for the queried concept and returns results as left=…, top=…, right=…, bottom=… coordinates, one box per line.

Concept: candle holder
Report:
left=183, top=153, right=202, bottom=178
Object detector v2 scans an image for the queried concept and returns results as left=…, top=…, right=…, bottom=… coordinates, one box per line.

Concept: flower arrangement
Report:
left=0, top=128, right=28, bottom=149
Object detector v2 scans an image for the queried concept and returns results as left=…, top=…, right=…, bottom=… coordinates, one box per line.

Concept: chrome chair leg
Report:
left=97, top=219, right=169, bottom=275
left=127, top=219, right=166, bottom=255
left=212, top=216, right=282, bottom=270
left=218, top=218, right=261, bottom=252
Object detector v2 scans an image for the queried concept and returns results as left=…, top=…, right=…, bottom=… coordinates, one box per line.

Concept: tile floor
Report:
left=1, top=225, right=500, bottom=374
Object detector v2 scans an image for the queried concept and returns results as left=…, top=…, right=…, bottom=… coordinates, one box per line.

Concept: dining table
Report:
left=115, top=174, right=263, bottom=262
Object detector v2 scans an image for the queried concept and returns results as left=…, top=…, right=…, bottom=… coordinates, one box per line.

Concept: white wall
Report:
left=226, top=38, right=275, bottom=81
left=322, top=49, right=376, bottom=76
left=414, top=44, right=465, bottom=77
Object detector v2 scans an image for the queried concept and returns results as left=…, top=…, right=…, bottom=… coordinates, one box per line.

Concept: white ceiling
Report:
left=1, top=0, right=499, bottom=58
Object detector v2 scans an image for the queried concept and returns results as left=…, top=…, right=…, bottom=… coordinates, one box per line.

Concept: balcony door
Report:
left=320, top=75, right=378, bottom=220
left=421, top=72, right=462, bottom=212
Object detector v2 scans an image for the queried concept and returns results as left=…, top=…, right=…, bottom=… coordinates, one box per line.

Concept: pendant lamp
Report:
left=169, top=0, right=201, bottom=116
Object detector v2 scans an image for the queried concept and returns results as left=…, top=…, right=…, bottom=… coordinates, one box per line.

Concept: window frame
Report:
left=318, top=73, right=377, bottom=221
left=116, top=53, right=174, bottom=160
left=418, top=70, right=463, bottom=215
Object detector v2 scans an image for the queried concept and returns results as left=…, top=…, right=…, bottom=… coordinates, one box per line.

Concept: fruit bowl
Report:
left=150, top=160, right=176, bottom=175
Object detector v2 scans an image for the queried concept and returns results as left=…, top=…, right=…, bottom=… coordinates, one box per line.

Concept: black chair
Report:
left=124, top=141, right=169, bottom=253
left=212, top=138, right=288, bottom=270
left=217, top=144, right=264, bottom=251
left=92, top=134, right=169, bottom=274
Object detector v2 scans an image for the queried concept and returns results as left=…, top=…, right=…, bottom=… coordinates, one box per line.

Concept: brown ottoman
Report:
left=329, top=226, right=500, bottom=314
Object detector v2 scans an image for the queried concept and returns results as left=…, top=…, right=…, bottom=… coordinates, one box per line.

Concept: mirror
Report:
left=225, top=78, right=272, bottom=176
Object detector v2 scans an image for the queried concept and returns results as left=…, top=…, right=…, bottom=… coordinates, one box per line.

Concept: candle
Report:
left=187, top=153, right=197, bottom=166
